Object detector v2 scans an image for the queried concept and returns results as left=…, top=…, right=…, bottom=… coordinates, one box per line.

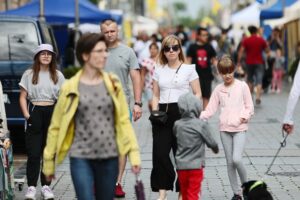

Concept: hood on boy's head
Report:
left=178, top=92, right=202, bottom=118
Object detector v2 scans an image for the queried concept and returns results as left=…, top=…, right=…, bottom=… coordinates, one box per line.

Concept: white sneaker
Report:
left=25, top=186, right=36, bottom=199
left=41, top=185, right=54, bottom=199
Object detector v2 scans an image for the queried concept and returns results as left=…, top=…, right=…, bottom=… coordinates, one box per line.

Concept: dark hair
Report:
left=149, top=42, right=159, bottom=50
left=197, top=27, right=208, bottom=35
left=217, top=55, right=235, bottom=74
left=151, top=33, right=158, bottom=41
left=177, top=24, right=184, bottom=29
left=76, top=33, right=107, bottom=66
left=248, top=26, right=258, bottom=34
left=273, top=27, right=280, bottom=32
left=32, top=52, right=58, bottom=85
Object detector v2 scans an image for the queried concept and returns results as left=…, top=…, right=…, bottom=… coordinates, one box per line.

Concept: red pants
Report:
left=177, top=168, right=204, bottom=200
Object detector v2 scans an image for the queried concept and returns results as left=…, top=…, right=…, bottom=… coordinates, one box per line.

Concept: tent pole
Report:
left=282, top=0, right=285, bottom=13
left=74, top=0, right=80, bottom=66
left=39, top=0, right=45, bottom=20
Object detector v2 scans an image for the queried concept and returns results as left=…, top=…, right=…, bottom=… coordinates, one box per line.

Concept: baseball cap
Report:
left=34, top=44, right=56, bottom=58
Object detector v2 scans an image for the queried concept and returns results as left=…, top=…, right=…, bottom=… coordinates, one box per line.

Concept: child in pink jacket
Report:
left=200, top=55, right=254, bottom=200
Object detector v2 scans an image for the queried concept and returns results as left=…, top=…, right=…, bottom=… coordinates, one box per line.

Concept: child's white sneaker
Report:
left=41, top=185, right=54, bottom=199
left=25, top=186, right=36, bottom=199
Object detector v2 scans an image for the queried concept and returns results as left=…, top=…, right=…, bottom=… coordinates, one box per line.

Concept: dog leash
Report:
left=265, top=130, right=289, bottom=175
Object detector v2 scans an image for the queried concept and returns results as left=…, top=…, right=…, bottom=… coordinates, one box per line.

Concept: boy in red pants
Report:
left=173, top=92, right=219, bottom=200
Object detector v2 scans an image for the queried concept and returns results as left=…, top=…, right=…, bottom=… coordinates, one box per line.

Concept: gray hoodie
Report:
left=173, top=92, right=218, bottom=170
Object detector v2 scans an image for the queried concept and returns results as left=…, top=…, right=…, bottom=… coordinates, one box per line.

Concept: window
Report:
left=0, top=22, right=39, bottom=61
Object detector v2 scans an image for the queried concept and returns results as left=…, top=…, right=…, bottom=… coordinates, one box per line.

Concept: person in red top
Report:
left=238, top=26, right=269, bottom=105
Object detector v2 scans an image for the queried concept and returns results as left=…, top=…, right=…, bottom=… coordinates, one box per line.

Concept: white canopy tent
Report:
left=230, top=2, right=261, bottom=27
left=68, top=23, right=100, bottom=33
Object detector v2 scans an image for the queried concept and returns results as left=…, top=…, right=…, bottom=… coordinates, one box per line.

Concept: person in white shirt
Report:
left=151, top=34, right=201, bottom=200
left=283, top=61, right=300, bottom=134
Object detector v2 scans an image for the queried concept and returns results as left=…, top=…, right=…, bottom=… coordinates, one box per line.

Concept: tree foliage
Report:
left=173, top=2, right=186, bottom=12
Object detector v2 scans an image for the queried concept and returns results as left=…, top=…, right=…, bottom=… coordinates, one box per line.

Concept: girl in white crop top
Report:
left=18, top=44, right=64, bottom=199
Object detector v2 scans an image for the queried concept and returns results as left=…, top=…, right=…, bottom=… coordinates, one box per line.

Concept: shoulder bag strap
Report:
left=165, top=63, right=183, bottom=112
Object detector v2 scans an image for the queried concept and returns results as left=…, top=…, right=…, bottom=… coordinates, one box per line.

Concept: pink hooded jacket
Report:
left=200, top=79, right=254, bottom=132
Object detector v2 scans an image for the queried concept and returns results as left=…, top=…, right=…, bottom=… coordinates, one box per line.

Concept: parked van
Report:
left=0, top=15, right=58, bottom=127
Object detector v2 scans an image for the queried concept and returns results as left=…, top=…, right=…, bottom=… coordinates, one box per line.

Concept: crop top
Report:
left=19, top=69, right=65, bottom=103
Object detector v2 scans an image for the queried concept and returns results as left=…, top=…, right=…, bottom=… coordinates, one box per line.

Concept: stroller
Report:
left=0, top=81, right=14, bottom=200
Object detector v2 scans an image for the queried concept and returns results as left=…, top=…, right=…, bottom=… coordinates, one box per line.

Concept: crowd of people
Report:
left=0, top=19, right=299, bottom=200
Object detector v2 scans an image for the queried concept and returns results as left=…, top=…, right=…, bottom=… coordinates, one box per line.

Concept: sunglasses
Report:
left=163, top=45, right=180, bottom=52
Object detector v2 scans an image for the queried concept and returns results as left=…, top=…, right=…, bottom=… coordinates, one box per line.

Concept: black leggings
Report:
left=151, top=103, right=180, bottom=192
left=25, top=103, right=54, bottom=187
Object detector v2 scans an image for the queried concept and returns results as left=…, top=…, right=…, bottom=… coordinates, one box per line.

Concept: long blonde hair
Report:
left=158, top=35, right=185, bottom=66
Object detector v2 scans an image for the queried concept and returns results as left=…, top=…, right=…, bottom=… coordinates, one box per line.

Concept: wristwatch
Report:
left=134, top=102, right=143, bottom=107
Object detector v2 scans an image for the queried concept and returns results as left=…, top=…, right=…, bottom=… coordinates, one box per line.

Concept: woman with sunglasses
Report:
left=151, top=35, right=201, bottom=200
left=19, top=44, right=65, bottom=199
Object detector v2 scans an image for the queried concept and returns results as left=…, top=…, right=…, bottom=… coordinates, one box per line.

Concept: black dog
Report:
left=242, top=180, right=273, bottom=200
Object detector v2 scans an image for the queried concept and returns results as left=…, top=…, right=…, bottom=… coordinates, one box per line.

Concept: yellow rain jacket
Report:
left=43, top=70, right=141, bottom=176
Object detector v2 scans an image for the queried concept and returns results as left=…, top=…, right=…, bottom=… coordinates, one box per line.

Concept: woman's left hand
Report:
left=131, top=165, right=141, bottom=174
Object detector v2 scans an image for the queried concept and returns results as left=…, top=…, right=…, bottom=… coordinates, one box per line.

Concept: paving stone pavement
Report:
left=14, top=81, right=300, bottom=199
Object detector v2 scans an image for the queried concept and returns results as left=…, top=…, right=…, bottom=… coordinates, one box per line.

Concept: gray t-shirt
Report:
left=19, top=69, right=65, bottom=103
left=70, top=81, right=118, bottom=159
left=274, top=56, right=285, bottom=70
left=104, top=43, right=140, bottom=104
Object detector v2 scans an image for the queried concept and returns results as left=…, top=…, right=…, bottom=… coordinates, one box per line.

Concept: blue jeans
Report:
left=70, top=157, right=118, bottom=200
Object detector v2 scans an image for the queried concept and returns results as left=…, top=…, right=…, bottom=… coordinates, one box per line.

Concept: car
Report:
left=0, top=15, right=58, bottom=129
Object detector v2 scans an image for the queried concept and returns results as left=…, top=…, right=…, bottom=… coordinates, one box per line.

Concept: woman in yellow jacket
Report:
left=42, top=33, right=141, bottom=200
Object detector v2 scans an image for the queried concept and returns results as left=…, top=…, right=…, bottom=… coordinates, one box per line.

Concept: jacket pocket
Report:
left=227, top=110, right=241, bottom=127
left=220, top=109, right=241, bottom=127
left=26, top=107, right=42, bottom=134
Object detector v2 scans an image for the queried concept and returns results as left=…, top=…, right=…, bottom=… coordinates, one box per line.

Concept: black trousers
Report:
left=25, top=103, right=54, bottom=187
left=151, top=103, right=180, bottom=192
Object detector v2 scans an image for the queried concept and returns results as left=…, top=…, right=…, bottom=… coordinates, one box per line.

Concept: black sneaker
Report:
left=231, top=194, right=242, bottom=200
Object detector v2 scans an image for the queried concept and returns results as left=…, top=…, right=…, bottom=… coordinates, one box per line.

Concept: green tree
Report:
left=177, top=17, right=198, bottom=29
left=173, top=2, right=186, bottom=12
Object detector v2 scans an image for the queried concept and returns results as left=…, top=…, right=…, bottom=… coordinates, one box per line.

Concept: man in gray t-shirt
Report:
left=100, top=19, right=142, bottom=198
left=101, top=19, right=142, bottom=120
